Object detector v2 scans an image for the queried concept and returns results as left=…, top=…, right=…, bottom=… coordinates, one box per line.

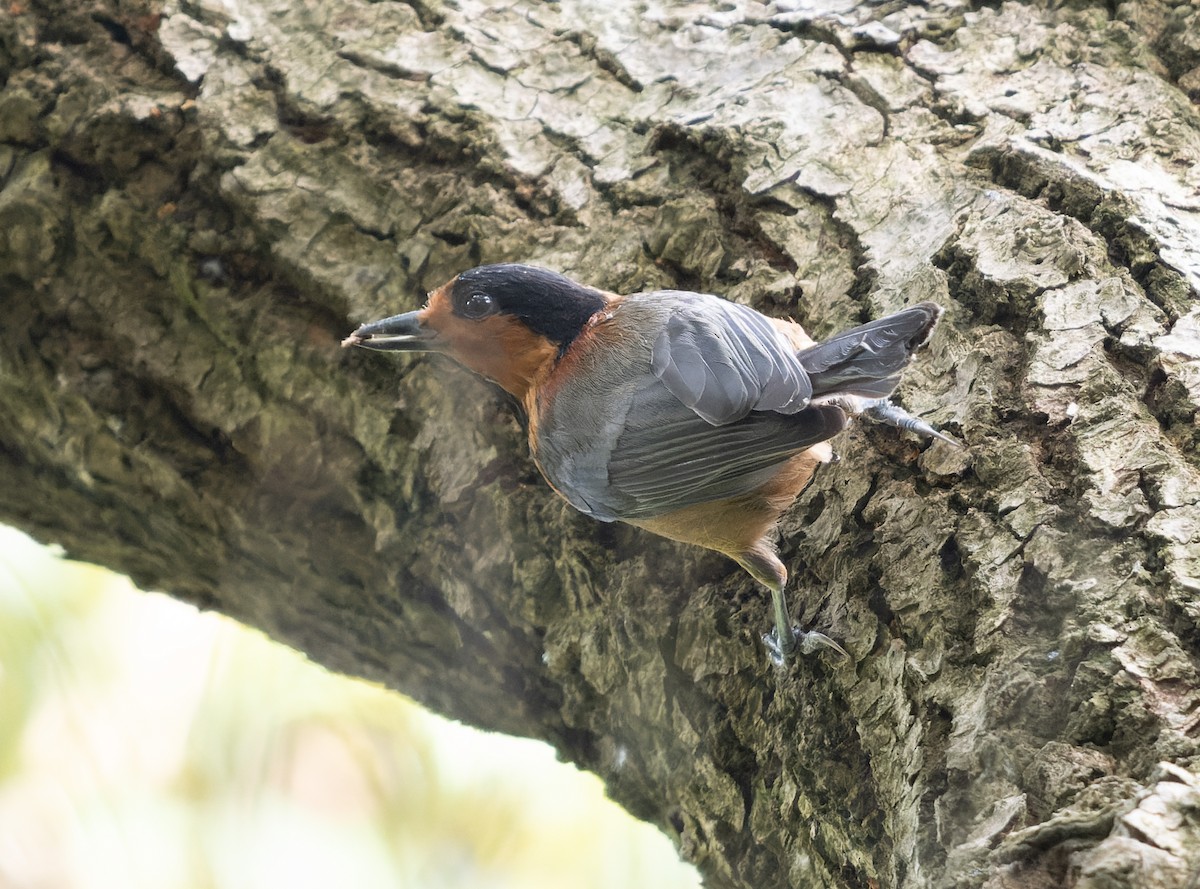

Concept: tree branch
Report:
left=2, top=1, right=1199, bottom=885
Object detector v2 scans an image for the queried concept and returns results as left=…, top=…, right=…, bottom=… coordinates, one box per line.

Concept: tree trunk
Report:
left=3, top=0, right=1199, bottom=885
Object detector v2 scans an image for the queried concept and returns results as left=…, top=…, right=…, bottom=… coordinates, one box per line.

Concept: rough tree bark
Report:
left=3, top=0, right=1199, bottom=885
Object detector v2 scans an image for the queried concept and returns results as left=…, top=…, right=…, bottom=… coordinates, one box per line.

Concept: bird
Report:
left=343, top=263, right=956, bottom=666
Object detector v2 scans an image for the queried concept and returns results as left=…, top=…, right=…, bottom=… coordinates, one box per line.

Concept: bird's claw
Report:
left=862, top=398, right=962, bottom=448
left=797, top=629, right=849, bottom=658
left=763, top=626, right=850, bottom=667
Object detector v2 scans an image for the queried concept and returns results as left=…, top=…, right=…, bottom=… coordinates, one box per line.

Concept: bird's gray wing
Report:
left=534, top=292, right=837, bottom=522
left=649, top=293, right=813, bottom=425
left=541, top=378, right=845, bottom=522
left=601, top=384, right=845, bottom=519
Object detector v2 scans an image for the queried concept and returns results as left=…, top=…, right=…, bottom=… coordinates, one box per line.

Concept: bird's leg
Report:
left=764, top=578, right=796, bottom=666
left=737, top=546, right=848, bottom=667
left=860, top=398, right=961, bottom=447
left=761, top=582, right=849, bottom=667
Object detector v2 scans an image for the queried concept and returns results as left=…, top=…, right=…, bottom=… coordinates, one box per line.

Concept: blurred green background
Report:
left=0, top=526, right=700, bottom=889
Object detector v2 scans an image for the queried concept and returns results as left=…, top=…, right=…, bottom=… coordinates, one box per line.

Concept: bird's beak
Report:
left=341, top=310, right=438, bottom=352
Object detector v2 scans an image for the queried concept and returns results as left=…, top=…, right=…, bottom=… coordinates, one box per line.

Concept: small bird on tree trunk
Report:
left=344, top=264, right=955, bottom=664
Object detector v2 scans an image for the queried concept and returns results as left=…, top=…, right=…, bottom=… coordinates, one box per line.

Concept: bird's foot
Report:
left=763, top=625, right=850, bottom=668
left=862, top=398, right=961, bottom=448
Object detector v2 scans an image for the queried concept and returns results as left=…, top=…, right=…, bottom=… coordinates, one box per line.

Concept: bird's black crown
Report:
left=451, top=264, right=607, bottom=349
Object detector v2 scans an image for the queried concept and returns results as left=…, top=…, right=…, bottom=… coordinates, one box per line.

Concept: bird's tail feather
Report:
left=797, top=302, right=942, bottom=398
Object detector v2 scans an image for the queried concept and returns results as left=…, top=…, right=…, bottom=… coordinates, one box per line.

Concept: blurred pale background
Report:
left=0, top=526, right=700, bottom=889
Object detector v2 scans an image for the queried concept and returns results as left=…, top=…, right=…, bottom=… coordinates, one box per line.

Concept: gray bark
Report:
left=3, top=0, right=1200, bottom=886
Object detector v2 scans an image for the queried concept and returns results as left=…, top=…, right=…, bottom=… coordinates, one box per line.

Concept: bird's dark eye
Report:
left=460, top=292, right=496, bottom=319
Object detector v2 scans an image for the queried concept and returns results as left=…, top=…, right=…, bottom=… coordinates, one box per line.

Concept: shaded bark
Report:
left=3, top=0, right=1200, bottom=886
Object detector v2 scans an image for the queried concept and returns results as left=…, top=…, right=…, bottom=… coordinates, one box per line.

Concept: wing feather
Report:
left=601, top=385, right=846, bottom=519
left=650, top=295, right=813, bottom=425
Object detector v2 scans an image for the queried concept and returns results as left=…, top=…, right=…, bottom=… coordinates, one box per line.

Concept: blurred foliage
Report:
left=0, top=526, right=699, bottom=889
